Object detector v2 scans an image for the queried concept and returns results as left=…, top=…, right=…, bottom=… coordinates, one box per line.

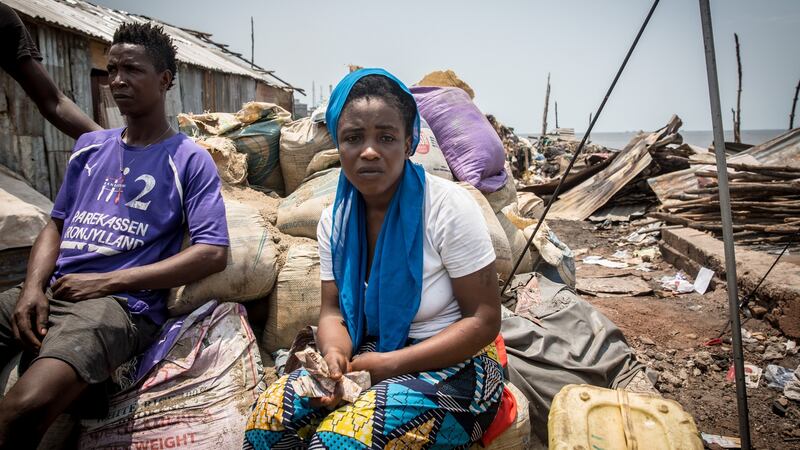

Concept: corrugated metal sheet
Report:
left=648, top=128, right=800, bottom=205
left=5, top=0, right=298, bottom=92
left=0, top=20, right=51, bottom=195
left=39, top=25, right=94, bottom=197
left=178, top=63, right=204, bottom=115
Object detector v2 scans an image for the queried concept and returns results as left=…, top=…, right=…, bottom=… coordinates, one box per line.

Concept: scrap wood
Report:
left=547, top=115, right=682, bottom=220
left=648, top=127, right=800, bottom=205
left=649, top=212, right=799, bottom=235
left=652, top=155, right=800, bottom=243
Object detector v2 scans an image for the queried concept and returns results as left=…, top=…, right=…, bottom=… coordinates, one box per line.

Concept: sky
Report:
left=90, top=0, right=800, bottom=134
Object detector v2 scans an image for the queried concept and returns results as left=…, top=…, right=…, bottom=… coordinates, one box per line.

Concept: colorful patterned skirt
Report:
left=244, top=340, right=504, bottom=449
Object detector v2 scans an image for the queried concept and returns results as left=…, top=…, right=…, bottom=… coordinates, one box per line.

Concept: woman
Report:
left=245, top=69, right=504, bottom=449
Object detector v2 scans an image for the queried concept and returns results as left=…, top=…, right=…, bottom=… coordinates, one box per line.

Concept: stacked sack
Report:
left=179, top=102, right=291, bottom=194
left=173, top=75, right=575, bottom=360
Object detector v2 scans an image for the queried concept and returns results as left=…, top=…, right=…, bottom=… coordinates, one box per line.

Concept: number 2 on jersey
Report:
left=126, top=174, right=155, bottom=211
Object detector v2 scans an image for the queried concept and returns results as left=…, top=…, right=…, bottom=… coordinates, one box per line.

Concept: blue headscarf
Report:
left=327, top=68, right=426, bottom=353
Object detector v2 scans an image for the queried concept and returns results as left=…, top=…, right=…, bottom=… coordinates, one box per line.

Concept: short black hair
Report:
left=112, top=22, right=178, bottom=90
left=343, top=75, right=417, bottom=142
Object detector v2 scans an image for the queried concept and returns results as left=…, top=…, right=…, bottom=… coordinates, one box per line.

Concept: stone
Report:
left=693, top=351, right=715, bottom=370
left=693, top=368, right=702, bottom=377
left=666, top=349, right=677, bottom=357
left=654, top=361, right=671, bottom=372
left=711, top=364, right=722, bottom=372
left=661, top=370, right=683, bottom=387
left=764, top=344, right=785, bottom=361
left=654, top=352, right=667, bottom=361
left=750, top=305, right=768, bottom=318
left=640, top=337, right=656, bottom=346
left=686, top=333, right=698, bottom=340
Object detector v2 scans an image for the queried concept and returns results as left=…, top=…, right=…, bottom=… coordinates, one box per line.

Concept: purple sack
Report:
left=411, top=86, right=507, bottom=193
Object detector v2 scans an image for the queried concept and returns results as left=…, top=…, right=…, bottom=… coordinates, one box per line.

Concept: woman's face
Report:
left=337, top=97, right=412, bottom=201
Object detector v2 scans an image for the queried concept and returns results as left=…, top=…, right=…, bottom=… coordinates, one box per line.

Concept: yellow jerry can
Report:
left=548, top=384, right=703, bottom=450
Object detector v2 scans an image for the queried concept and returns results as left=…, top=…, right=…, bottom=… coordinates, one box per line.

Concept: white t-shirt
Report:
left=318, top=172, right=496, bottom=339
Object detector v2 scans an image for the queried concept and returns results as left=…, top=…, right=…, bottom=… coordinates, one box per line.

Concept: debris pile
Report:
left=651, top=162, right=800, bottom=244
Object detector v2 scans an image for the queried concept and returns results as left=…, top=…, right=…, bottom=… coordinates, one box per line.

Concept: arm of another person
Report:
left=350, top=262, right=501, bottom=383
left=8, top=57, right=101, bottom=139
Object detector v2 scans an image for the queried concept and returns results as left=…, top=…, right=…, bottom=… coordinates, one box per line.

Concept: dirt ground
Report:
left=550, top=219, right=800, bottom=450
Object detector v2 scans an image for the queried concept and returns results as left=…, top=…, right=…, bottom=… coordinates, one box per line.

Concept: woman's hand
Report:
left=350, top=351, right=395, bottom=384
left=315, top=349, right=351, bottom=409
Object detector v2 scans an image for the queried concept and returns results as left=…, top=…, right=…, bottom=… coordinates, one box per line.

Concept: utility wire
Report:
left=501, top=0, right=661, bottom=297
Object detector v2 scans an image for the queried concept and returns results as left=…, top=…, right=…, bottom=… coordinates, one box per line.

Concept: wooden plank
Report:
left=17, top=135, right=49, bottom=195
left=89, top=39, right=110, bottom=71
left=165, top=71, right=183, bottom=127
left=203, top=69, right=215, bottom=112
left=256, top=82, right=293, bottom=111
left=178, top=64, right=204, bottom=115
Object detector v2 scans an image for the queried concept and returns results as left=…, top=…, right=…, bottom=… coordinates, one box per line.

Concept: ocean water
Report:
left=577, top=129, right=786, bottom=150
left=524, top=129, right=788, bottom=150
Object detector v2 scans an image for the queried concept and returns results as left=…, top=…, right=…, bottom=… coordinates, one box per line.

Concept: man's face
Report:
left=107, top=43, right=169, bottom=118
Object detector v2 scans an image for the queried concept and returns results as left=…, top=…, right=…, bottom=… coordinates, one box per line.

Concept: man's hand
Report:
left=51, top=272, right=119, bottom=302
left=350, top=351, right=394, bottom=384
left=12, top=288, right=49, bottom=352
left=313, top=349, right=351, bottom=409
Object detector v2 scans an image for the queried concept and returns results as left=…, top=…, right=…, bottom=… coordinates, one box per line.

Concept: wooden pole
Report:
left=250, top=17, right=254, bottom=69
left=555, top=101, right=559, bottom=129
left=790, top=78, right=800, bottom=129
left=540, top=73, right=550, bottom=139
left=734, top=33, right=742, bottom=143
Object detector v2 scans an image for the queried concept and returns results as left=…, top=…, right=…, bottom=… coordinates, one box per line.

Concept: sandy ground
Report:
left=551, top=219, right=800, bottom=449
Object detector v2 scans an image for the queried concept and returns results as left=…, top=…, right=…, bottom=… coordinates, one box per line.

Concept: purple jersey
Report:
left=51, top=128, right=229, bottom=325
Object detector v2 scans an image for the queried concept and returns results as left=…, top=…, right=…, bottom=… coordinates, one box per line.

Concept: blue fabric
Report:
left=325, top=68, right=420, bottom=154
left=326, top=69, right=426, bottom=353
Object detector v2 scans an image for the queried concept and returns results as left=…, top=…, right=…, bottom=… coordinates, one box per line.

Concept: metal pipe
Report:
left=501, top=0, right=660, bottom=296
left=698, top=1, right=751, bottom=448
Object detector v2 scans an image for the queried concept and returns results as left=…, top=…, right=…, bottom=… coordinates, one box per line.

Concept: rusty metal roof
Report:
left=6, top=0, right=301, bottom=93
left=648, top=128, right=800, bottom=205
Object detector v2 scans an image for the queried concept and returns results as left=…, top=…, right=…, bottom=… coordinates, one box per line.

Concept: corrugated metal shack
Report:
left=1, top=0, right=302, bottom=199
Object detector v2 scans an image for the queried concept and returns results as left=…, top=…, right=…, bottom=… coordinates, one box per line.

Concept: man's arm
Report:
left=8, top=57, right=101, bottom=139
left=51, top=244, right=227, bottom=301
left=12, top=219, right=62, bottom=351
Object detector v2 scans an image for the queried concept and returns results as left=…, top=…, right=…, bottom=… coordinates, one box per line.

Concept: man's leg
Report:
left=0, top=358, right=85, bottom=449
left=0, top=287, right=24, bottom=366
left=0, top=295, right=145, bottom=449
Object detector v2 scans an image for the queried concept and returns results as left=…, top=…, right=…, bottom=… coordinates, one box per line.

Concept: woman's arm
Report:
left=316, top=280, right=354, bottom=407
left=350, top=261, right=501, bottom=383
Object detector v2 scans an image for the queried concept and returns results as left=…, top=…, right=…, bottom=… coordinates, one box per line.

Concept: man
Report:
left=0, top=22, right=229, bottom=448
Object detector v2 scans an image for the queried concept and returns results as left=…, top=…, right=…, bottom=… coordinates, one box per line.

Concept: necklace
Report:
left=115, top=124, right=172, bottom=204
